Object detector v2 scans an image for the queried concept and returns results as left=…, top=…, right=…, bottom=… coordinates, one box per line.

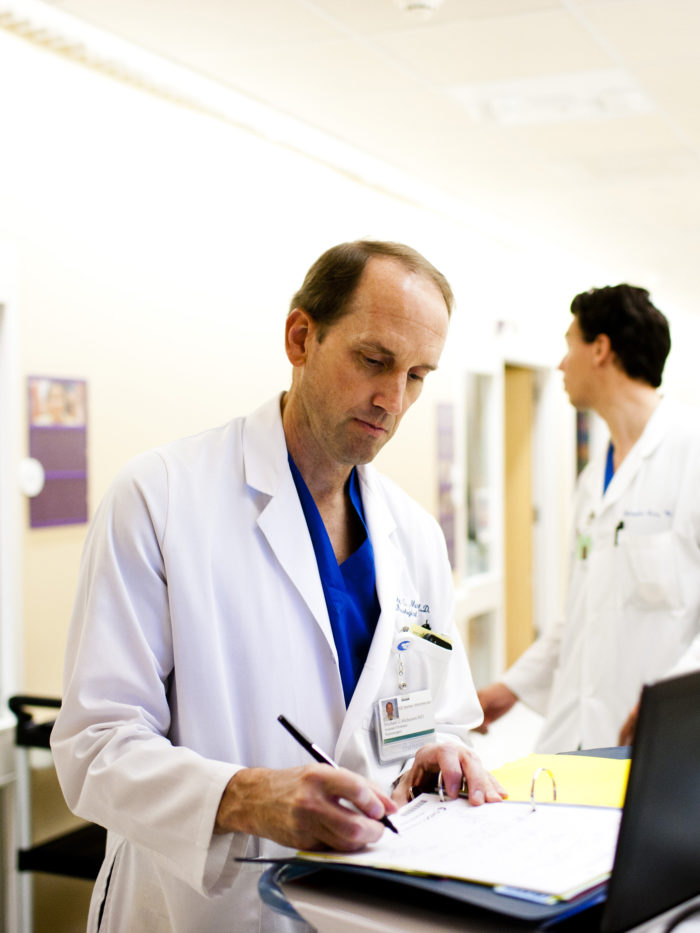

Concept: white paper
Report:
left=300, top=796, right=622, bottom=900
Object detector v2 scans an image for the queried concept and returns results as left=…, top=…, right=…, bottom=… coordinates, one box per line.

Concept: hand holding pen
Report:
left=278, top=714, right=399, bottom=834
left=214, top=718, right=399, bottom=850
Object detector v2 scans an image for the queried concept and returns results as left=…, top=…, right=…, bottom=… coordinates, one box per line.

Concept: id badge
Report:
left=375, top=689, right=436, bottom=763
left=576, top=532, right=592, bottom=560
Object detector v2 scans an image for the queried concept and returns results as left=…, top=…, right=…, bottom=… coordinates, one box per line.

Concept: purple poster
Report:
left=28, top=377, right=88, bottom=528
left=436, top=401, right=456, bottom=569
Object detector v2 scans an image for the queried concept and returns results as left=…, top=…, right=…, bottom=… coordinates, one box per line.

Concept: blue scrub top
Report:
left=604, top=442, right=615, bottom=493
left=289, top=455, right=381, bottom=706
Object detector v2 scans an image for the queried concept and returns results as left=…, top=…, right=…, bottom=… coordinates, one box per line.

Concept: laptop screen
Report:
left=601, top=670, right=700, bottom=932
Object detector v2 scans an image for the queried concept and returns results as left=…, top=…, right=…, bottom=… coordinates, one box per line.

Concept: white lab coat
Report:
left=504, top=398, right=700, bottom=753
left=51, top=394, right=483, bottom=933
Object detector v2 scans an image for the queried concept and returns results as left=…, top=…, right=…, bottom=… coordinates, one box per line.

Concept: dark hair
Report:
left=570, top=284, right=671, bottom=388
left=289, top=240, right=453, bottom=337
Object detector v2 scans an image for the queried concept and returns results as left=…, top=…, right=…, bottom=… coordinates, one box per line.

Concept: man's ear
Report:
left=285, top=308, right=314, bottom=366
left=592, top=332, right=613, bottom=366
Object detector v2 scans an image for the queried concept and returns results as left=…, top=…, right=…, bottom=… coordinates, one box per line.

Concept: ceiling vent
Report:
left=393, top=0, right=444, bottom=21
left=449, top=69, right=654, bottom=126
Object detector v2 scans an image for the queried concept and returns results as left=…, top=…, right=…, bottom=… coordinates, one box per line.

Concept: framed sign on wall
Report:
left=27, top=376, right=88, bottom=528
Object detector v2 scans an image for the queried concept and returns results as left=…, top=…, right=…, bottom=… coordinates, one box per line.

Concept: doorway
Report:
left=503, top=365, right=535, bottom=666
left=503, top=362, right=573, bottom=669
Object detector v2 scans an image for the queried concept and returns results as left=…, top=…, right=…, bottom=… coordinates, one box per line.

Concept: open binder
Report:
left=296, top=794, right=621, bottom=903
left=262, top=669, right=700, bottom=931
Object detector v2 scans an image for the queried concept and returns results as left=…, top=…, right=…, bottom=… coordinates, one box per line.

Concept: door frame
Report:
left=503, top=361, right=576, bottom=665
left=0, top=243, right=21, bottom=706
left=0, top=242, right=22, bottom=933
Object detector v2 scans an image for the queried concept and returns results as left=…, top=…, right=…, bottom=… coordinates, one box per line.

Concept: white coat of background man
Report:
left=51, top=240, right=504, bottom=933
left=478, top=284, right=700, bottom=753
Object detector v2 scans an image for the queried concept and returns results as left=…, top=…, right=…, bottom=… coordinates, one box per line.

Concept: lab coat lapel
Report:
left=598, top=399, right=668, bottom=516
left=336, top=466, right=403, bottom=758
left=242, top=396, right=336, bottom=654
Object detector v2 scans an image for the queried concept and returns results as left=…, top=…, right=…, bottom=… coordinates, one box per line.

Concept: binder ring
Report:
left=436, top=770, right=469, bottom=803
left=530, top=767, right=557, bottom=812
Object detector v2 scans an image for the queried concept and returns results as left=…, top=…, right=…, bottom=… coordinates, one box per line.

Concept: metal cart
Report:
left=8, top=696, right=106, bottom=933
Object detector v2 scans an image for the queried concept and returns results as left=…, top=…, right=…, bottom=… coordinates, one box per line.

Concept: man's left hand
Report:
left=618, top=703, right=639, bottom=746
left=391, top=742, right=506, bottom=807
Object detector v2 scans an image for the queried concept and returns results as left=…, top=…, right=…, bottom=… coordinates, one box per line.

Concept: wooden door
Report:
left=504, top=365, right=535, bottom=666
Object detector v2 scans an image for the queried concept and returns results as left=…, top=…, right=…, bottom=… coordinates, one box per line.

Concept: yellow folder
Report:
left=492, top=753, right=630, bottom=809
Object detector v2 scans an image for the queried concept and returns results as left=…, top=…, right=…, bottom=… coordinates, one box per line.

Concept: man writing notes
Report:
left=52, top=240, right=504, bottom=933
left=478, top=284, right=700, bottom=753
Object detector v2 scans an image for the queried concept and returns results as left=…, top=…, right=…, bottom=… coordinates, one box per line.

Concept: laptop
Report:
left=598, top=667, right=700, bottom=932
left=264, top=669, right=700, bottom=931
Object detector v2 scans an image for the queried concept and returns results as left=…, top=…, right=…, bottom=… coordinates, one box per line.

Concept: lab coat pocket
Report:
left=621, top=530, right=681, bottom=610
left=407, top=631, right=452, bottom=692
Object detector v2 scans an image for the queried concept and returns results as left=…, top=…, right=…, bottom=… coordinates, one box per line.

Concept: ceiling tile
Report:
left=373, top=8, right=612, bottom=85
left=573, top=148, right=700, bottom=183
left=43, top=0, right=345, bottom=54
left=580, top=0, right=700, bottom=65
left=633, top=60, right=700, bottom=116
left=501, top=113, right=688, bottom=159
left=215, top=36, right=425, bottom=114
left=309, top=0, right=561, bottom=36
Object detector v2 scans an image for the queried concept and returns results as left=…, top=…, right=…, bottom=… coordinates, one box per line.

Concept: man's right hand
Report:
left=474, top=683, right=519, bottom=734
left=214, top=765, right=397, bottom=852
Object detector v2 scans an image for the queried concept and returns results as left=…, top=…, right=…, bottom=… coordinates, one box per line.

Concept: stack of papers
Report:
left=299, top=794, right=621, bottom=900
left=298, top=752, right=629, bottom=901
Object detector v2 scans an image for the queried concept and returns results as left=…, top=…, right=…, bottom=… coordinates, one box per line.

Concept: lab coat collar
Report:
left=597, top=395, right=670, bottom=514
left=242, top=394, right=336, bottom=656
left=241, top=393, right=288, bottom=496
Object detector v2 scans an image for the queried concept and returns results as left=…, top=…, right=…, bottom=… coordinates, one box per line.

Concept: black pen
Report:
left=614, top=520, right=625, bottom=546
left=277, top=714, right=399, bottom=834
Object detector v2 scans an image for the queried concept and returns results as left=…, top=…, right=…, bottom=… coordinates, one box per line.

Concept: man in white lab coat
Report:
left=478, top=284, right=700, bottom=754
left=51, top=240, right=504, bottom=933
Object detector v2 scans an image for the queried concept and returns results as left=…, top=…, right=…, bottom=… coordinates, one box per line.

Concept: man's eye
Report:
left=408, top=372, right=425, bottom=383
left=363, top=356, right=383, bottom=368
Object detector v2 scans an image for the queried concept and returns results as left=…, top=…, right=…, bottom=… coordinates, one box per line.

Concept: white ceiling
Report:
left=13, top=0, right=700, bottom=312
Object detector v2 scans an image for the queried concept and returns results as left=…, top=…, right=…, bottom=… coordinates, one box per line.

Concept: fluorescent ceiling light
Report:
left=449, top=69, right=654, bottom=126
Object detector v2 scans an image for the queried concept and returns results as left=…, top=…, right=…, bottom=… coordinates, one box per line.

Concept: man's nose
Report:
left=373, top=373, right=406, bottom=415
